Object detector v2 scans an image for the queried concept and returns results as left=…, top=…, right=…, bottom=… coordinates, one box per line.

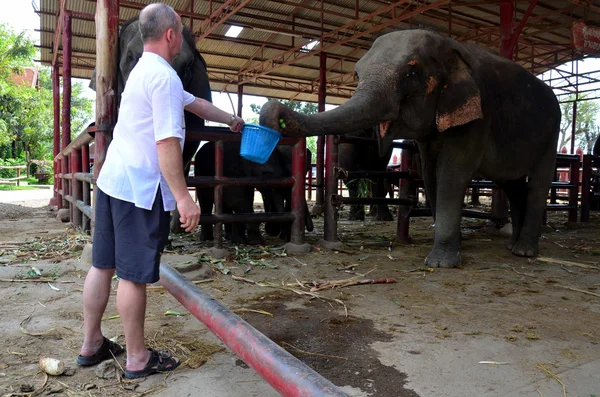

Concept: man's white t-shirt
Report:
left=97, top=52, right=196, bottom=211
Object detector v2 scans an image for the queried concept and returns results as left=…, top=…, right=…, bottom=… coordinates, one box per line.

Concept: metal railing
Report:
left=54, top=125, right=309, bottom=254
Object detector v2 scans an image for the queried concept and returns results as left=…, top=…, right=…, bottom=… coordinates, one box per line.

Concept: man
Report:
left=76, top=3, right=244, bottom=379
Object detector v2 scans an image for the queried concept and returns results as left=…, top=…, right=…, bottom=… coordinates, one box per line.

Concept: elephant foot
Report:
left=246, top=232, right=264, bottom=246
left=511, top=239, right=538, bottom=257
left=265, top=222, right=281, bottom=237
left=424, top=248, right=462, bottom=268
left=230, top=235, right=247, bottom=245
left=348, top=212, right=365, bottom=221
left=375, top=208, right=394, bottom=222
left=199, top=226, right=213, bottom=242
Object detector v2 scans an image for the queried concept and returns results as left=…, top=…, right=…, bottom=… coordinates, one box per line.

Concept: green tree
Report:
left=0, top=23, right=93, bottom=165
left=559, top=95, right=600, bottom=153
left=250, top=99, right=318, bottom=162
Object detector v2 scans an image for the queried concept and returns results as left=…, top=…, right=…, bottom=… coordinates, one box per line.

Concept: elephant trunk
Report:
left=259, top=89, right=394, bottom=138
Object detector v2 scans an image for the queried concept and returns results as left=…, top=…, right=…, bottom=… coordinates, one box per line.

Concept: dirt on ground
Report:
left=0, top=192, right=599, bottom=397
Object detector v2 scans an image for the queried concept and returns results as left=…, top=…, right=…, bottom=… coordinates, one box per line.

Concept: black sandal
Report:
left=77, top=337, right=125, bottom=366
left=123, top=348, right=180, bottom=379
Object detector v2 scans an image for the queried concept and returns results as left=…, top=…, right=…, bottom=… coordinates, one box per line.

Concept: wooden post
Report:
left=94, top=0, right=119, bottom=231
left=94, top=0, right=119, bottom=181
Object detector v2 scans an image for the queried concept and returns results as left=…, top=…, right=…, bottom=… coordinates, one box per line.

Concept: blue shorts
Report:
left=92, top=187, right=170, bottom=283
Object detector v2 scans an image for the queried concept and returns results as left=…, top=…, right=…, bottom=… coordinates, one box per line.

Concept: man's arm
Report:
left=156, top=137, right=199, bottom=233
left=184, top=97, right=244, bottom=132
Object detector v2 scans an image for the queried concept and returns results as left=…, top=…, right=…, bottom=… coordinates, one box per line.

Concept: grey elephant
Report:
left=259, top=29, right=560, bottom=268
left=91, top=17, right=212, bottom=233
left=339, top=128, right=393, bottom=221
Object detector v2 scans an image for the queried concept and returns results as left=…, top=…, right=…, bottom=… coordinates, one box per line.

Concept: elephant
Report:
left=339, top=128, right=393, bottom=221
left=193, top=142, right=313, bottom=245
left=259, top=29, right=560, bottom=268
left=90, top=17, right=212, bottom=233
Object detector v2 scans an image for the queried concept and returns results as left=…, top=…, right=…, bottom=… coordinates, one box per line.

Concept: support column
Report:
left=571, top=101, right=578, bottom=155
left=61, top=11, right=72, bottom=213
left=237, top=84, right=243, bottom=117
left=209, top=140, right=229, bottom=259
left=51, top=66, right=61, bottom=208
left=321, top=135, right=344, bottom=250
left=311, top=52, right=327, bottom=216
left=285, top=138, right=311, bottom=253
left=491, top=0, right=515, bottom=226
left=94, top=0, right=119, bottom=231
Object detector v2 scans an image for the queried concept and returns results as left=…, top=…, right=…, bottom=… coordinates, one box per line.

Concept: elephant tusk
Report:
left=379, top=121, right=391, bottom=138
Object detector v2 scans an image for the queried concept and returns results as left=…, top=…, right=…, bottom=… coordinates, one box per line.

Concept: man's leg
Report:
left=117, top=279, right=151, bottom=370
left=79, top=266, right=115, bottom=356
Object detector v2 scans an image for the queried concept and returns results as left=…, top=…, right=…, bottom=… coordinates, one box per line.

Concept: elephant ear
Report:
left=436, top=49, right=483, bottom=132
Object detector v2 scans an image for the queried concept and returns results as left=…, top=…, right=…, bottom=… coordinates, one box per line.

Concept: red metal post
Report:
left=500, top=0, right=514, bottom=60
left=237, top=84, right=243, bottom=117
left=71, top=148, right=82, bottom=229
left=82, top=142, right=91, bottom=232
left=324, top=135, right=339, bottom=243
left=397, top=147, right=414, bottom=242
left=52, top=66, right=61, bottom=209
left=315, top=52, right=327, bottom=211
left=571, top=101, right=578, bottom=155
left=581, top=154, right=591, bottom=222
left=214, top=140, right=225, bottom=249
left=492, top=0, right=515, bottom=224
left=307, top=163, right=313, bottom=201
left=159, top=263, right=349, bottom=397
left=290, top=138, right=306, bottom=245
left=568, top=156, right=580, bottom=223
left=61, top=11, right=72, bottom=212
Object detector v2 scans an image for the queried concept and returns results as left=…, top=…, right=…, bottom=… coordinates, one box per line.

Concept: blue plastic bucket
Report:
left=240, top=124, right=282, bottom=164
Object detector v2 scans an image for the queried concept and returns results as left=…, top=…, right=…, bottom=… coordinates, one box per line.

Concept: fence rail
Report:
left=0, top=165, right=27, bottom=186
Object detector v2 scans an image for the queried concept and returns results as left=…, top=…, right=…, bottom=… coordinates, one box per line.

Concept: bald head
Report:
left=139, top=3, right=180, bottom=43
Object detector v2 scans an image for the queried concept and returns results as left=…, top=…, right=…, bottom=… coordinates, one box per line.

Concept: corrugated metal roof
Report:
left=37, top=0, right=600, bottom=105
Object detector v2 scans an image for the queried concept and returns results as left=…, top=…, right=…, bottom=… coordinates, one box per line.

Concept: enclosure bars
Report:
left=55, top=126, right=95, bottom=232
left=184, top=127, right=308, bottom=258
left=323, top=136, right=582, bottom=244
left=322, top=135, right=419, bottom=247
left=401, top=152, right=581, bottom=238
left=159, top=263, right=350, bottom=397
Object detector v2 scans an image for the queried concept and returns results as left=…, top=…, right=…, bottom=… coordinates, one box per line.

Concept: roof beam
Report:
left=238, top=0, right=449, bottom=84
left=52, top=0, right=66, bottom=66
left=565, top=0, right=600, bottom=14
left=194, top=0, right=252, bottom=40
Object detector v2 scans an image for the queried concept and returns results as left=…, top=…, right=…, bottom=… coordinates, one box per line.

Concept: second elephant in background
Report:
left=194, top=142, right=313, bottom=245
left=339, top=128, right=394, bottom=221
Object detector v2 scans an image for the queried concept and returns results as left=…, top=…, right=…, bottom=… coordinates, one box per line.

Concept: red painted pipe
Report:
left=159, top=263, right=350, bottom=397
